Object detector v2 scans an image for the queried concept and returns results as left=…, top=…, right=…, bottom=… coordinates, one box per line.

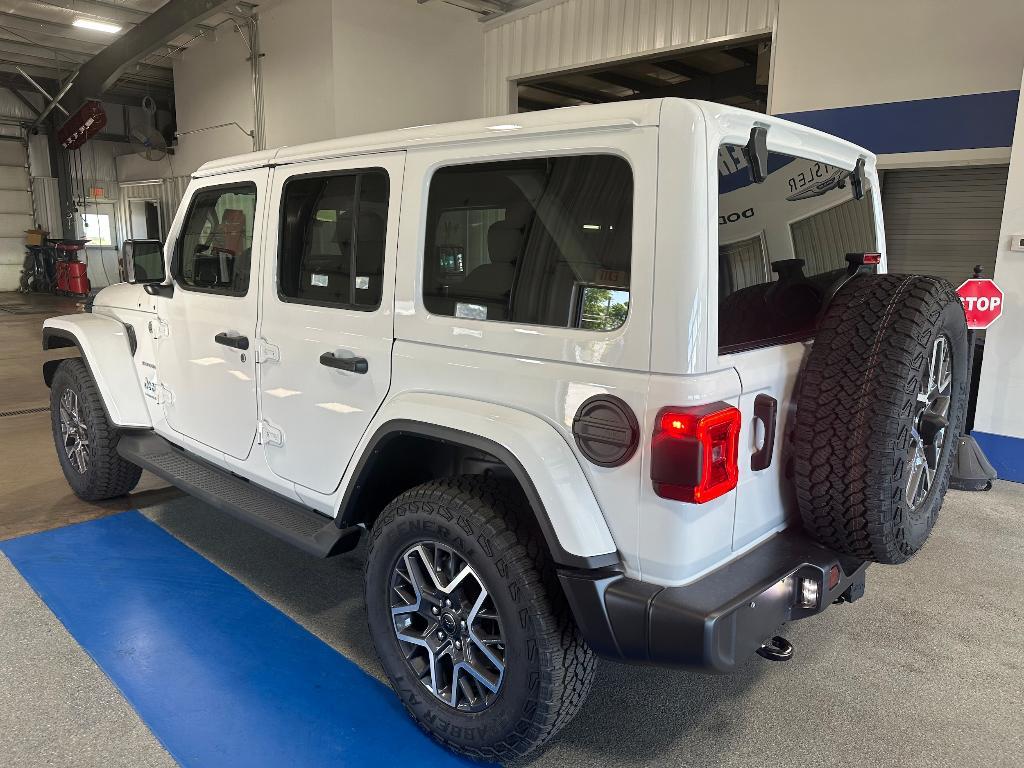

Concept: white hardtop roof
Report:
left=193, top=98, right=874, bottom=178
left=193, top=100, right=663, bottom=178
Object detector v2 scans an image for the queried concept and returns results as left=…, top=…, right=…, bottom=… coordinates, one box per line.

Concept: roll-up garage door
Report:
left=0, top=137, right=33, bottom=291
left=882, top=166, right=1008, bottom=286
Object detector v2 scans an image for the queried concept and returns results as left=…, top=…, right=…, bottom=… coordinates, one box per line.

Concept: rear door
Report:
left=714, top=141, right=881, bottom=550
left=256, top=154, right=403, bottom=494
left=156, top=170, right=267, bottom=459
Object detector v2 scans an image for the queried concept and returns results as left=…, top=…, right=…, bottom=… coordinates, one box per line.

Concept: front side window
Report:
left=176, top=183, right=257, bottom=295
left=279, top=169, right=389, bottom=309
left=423, top=155, right=633, bottom=330
left=717, top=145, right=877, bottom=353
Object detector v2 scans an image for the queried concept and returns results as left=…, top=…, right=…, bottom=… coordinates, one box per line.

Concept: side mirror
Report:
left=143, top=282, right=174, bottom=297
left=121, top=240, right=166, bottom=285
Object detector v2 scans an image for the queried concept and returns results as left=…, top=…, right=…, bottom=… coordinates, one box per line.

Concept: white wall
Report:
left=165, top=21, right=258, bottom=176
left=332, top=0, right=484, bottom=137
left=974, top=65, right=1024, bottom=445
left=770, top=0, right=1024, bottom=114
left=116, top=0, right=485, bottom=182
left=263, top=0, right=336, bottom=147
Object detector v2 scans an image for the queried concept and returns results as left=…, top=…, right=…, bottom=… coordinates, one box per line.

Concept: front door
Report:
left=714, top=140, right=881, bottom=550
left=156, top=170, right=268, bottom=460
left=257, top=154, right=404, bottom=494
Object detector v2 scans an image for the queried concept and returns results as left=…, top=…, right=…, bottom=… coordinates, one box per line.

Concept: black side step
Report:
left=118, top=433, right=361, bottom=558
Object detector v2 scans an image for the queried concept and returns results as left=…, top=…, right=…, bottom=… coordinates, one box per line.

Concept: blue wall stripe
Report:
left=0, top=512, right=472, bottom=768
left=973, top=431, right=1024, bottom=484
left=777, top=90, right=1020, bottom=155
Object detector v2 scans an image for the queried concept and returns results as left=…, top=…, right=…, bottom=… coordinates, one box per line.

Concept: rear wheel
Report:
left=793, top=274, right=968, bottom=564
left=49, top=358, right=142, bottom=501
left=364, top=477, right=596, bottom=762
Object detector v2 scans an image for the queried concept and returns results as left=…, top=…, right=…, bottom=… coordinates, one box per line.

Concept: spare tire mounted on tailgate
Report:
left=793, top=274, right=968, bottom=565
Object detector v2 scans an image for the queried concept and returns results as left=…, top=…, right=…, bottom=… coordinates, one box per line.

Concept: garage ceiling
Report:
left=0, top=0, right=267, bottom=107
left=0, top=0, right=545, bottom=108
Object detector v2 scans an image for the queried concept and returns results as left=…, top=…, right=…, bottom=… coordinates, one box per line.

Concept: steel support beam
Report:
left=63, top=0, right=238, bottom=111
left=46, top=117, right=75, bottom=239
left=586, top=71, right=656, bottom=94
left=524, top=81, right=607, bottom=104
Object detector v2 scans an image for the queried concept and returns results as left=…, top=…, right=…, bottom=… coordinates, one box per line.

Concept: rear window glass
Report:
left=717, top=145, right=877, bottom=353
left=423, top=155, right=633, bottom=331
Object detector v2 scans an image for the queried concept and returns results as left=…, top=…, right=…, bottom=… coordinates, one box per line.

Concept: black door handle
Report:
left=320, top=351, right=368, bottom=374
left=215, top=332, right=249, bottom=350
left=751, top=393, right=777, bottom=471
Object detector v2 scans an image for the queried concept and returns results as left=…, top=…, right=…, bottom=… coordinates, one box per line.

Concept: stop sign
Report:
left=956, top=278, right=1004, bottom=330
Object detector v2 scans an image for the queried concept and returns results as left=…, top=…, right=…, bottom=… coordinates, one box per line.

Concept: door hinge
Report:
left=148, top=318, right=170, bottom=339
left=157, top=383, right=174, bottom=405
left=257, top=420, right=284, bottom=447
left=257, top=339, right=280, bottom=363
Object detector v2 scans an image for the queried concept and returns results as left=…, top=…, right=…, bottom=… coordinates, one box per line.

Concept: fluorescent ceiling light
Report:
left=487, top=123, right=522, bottom=131
left=73, top=19, right=122, bottom=33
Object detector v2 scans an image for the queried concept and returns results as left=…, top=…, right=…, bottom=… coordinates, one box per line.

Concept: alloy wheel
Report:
left=906, top=335, right=953, bottom=509
left=389, top=541, right=506, bottom=712
left=59, top=388, right=90, bottom=474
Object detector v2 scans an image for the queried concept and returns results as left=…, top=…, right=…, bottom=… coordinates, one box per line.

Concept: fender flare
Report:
left=338, top=393, right=619, bottom=570
left=42, top=314, right=152, bottom=429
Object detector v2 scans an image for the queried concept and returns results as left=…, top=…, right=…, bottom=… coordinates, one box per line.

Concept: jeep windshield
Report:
left=716, top=144, right=878, bottom=354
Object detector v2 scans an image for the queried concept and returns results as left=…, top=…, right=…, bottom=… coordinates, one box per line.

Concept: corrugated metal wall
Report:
left=31, top=177, right=62, bottom=235
left=117, top=177, right=191, bottom=245
left=882, top=166, right=1010, bottom=286
left=483, top=0, right=778, bottom=115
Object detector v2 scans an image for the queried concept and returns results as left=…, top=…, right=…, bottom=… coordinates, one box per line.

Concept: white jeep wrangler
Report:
left=43, top=99, right=967, bottom=761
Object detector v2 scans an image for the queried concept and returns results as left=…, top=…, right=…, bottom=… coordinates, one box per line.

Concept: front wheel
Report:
left=364, top=477, right=596, bottom=762
left=49, top=358, right=142, bottom=501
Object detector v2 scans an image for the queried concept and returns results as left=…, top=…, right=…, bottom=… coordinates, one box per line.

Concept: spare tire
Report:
left=792, top=274, right=968, bottom=564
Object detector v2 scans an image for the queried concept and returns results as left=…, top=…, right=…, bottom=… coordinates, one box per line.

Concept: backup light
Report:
left=798, top=577, right=820, bottom=608
left=651, top=403, right=741, bottom=504
left=73, top=19, right=122, bottom=33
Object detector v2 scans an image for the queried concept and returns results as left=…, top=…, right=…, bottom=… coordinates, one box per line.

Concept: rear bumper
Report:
left=558, top=529, right=868, bottom=672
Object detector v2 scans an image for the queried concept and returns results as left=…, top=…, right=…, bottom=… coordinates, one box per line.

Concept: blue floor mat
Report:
left=0, top=511, right=472, bottom=768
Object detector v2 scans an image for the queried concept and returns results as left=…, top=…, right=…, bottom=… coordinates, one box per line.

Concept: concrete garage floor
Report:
left=0, top=292, right=177, bottom=540
left=1, top=290, right=1022, bottom=767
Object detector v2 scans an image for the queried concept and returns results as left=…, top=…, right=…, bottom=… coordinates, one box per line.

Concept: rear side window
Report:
left=279, top=169, right=389, bottom=309
left=717, top=145, right=877, bottom=353
left=423, top=155, right=633, bottom=331
left=176, top=183, right=257, bottom=295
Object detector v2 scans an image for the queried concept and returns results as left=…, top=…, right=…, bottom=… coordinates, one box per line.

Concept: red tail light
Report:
left=651, top=403, right=742, bottom=503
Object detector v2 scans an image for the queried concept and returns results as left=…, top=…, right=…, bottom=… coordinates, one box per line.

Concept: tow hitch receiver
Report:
left=757, top=635, right=794, bottom=662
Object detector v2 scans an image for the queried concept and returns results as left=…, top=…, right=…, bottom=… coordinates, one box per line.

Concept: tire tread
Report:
left=365, top=475, right=596, bottom=762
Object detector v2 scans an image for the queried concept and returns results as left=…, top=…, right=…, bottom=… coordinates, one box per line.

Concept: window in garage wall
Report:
left=882, top=166, right=1009, bottom=285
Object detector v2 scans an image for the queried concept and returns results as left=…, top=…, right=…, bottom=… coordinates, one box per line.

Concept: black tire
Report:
left=793, top=274, right=968, bottom=564
left=50, top=358, right=143, bottom=501
left=364, top=476, right=596, bottom=762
